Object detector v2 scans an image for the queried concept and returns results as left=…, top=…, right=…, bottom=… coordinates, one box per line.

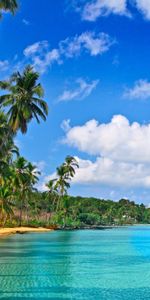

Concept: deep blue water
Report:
left=0, top=226, right=150, bottom=299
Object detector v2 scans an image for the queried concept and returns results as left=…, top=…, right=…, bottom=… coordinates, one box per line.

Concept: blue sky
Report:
left=1, top=0, right=150, bottom=204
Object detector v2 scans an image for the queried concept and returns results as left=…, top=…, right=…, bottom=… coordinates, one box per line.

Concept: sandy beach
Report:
left=0, top=227, right=53, bottom=237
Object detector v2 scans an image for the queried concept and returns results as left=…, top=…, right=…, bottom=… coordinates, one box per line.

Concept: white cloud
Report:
left=60, top=31, right=114, bottom=57
left=81, top=0, right=129, bottom=21
left=58, top=78, right=99, bottom=102
left=23, top=31, right=113, bottom=73
left=135, top=0, right=150, bottom=20
left=124, top=79, right=150, bottom=99
left=61, top=115, right=150, bottom=189
left=0, top=60, right=9, bottom=71
left=38, top=115, right=150, bottom=193
left=72, top=156, right=150, bottom=188
left=64, top=114, right=150, bottom=164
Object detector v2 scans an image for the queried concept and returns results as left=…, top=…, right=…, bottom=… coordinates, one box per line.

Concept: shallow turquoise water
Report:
left=1, top=226, right=150, bottom=299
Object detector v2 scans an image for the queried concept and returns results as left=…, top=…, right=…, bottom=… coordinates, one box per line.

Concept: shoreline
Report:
left=0, top=224, right=146, bottom=238
left=0, top=227, right=53, bottom=237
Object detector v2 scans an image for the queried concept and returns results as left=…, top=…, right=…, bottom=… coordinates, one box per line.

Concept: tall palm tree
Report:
left=12, top=157, right=39, bottom=226
left=45, top=179, right=59, bottom=211
left=56, top=165, right=70, bottom=198
left=54, top=156, right=79, bottom=212
left=0, top=65, right=48, bottom=134
left=0, top=0, right=18, bottom=17
left=23, top=162, right=40, bottom=224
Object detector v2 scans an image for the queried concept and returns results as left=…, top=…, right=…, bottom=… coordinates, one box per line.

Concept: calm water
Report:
left=0, top=226, right=150, bottom=299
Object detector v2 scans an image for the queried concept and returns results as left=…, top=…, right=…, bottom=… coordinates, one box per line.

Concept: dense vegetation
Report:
left=6, top=193, right=149, bottom=229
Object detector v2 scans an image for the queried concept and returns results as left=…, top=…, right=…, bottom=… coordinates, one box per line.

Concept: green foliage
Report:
left=0, top=66, right=48, bottom=134
left=48, top=195, right=150, bottom=228
left=79, top=213, right=101, bottom=225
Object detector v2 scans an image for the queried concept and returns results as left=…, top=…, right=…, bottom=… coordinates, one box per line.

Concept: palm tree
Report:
left=45, top=179, right=59, bottom=211
left=63, top=156, right=79, bottom=178
left=46, top=179, right=57, bottom=194
left=0, top=111, right=19, bottom=177
left=0, top=111, right=12, bottom=158
left=23, top=162, right=40, bottom=224
left=0, top=65, right=48, bottom=134
left=27, top=162, right=40, bottom=186
left=50, top=156, right=79, bottom=212
left=0, top=0, right=18, bottom=17
left=12, top=157, right=39, bottom=226
left=56, top=165, right=70, bottom=198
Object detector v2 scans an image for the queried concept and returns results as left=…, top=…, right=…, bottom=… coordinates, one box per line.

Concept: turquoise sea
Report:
left=0, top=226, right=150, bottom=299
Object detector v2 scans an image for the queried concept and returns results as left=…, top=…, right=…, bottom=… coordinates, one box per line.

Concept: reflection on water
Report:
left=0, top=227, right=150, bottom=299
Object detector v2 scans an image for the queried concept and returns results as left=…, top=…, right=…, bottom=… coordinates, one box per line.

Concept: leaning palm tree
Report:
left=0, top=0, right=18, bottom=17
left=0, top=65, right=48, bottom=134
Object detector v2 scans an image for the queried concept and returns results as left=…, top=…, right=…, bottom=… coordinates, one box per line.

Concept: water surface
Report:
left=0, top=226, right=150, bottom=299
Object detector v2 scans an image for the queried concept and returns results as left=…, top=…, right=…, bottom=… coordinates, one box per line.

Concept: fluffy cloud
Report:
left=124, top=79, right=150, bottom=99
left=64, top=115, right=150, bottom=163
left=23, top=31, right=113, bottom=73
left=60, top=115, right=150, bottom=189
left=58, top=78, right=99, bottom=102
left=81, top=0, right=128, bottom=21
left=72, top=156, right=150, bottom=188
